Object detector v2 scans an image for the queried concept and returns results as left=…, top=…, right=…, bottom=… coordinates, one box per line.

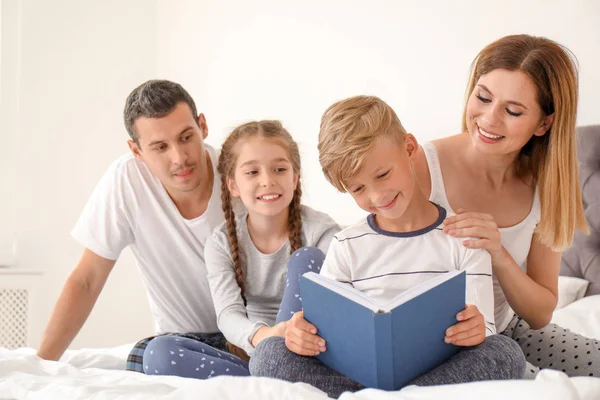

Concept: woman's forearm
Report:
left=493, top=248, right=558, bottom=329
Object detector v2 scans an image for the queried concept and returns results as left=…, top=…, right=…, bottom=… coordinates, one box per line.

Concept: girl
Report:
left=143, top=120, right=339, bottom=379
left=413, top=34, right=599, bottom=377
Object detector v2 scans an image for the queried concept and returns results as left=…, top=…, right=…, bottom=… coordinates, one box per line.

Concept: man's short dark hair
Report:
left=123, top=80, right=198, bottom=144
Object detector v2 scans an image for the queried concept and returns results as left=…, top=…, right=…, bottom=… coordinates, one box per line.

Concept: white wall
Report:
left=1, top=0, right=157, bottom=348
left=156, top=0, right=600, bottom=226
left=0, top=0, right=18, bottom=267
left=2, top=0, right=599, bottom=349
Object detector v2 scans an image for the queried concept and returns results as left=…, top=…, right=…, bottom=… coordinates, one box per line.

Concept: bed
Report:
left=3, top=126, right=599, bottom=399
left=2, top=291, right=600, bottom=400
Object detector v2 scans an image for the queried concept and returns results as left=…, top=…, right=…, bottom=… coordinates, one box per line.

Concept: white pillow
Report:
left=556, top=276, right=590, bottom=309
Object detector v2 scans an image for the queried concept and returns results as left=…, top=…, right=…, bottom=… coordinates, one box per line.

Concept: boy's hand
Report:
left=444, top=304, right=485, bottom=346
left=251, top=321, right=287, bottom=347
left=285, top=311, right=326, bottom=356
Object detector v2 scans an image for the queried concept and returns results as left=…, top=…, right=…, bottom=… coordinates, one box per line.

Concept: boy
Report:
left=250, top=96, right=525, bottom=398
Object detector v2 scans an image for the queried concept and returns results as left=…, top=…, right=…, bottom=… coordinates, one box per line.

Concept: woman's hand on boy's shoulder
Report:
left=444, top=304, right=485, bottom=346
left=285, top=311, right=327, bottom=356
left=443, top=209, right=513, bottom=267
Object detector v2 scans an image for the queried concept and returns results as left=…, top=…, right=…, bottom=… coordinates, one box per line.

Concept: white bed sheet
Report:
left=2, top=296, right=600, bottom=400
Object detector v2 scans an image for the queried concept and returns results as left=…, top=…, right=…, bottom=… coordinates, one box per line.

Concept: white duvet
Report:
left=2, top=296, right=600, bottom=400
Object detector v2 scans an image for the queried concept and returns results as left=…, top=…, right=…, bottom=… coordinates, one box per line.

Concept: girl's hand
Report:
left=251, top=321, right=288, bottom=347
left=445, top=304, right=485, bottom=346
left=443, top=209, right=509, bottom=265
left=285, top=311, right=326, bottom=356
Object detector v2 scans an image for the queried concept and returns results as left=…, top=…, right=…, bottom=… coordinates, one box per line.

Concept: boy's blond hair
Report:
left=318, top=95, right=407, bottom=192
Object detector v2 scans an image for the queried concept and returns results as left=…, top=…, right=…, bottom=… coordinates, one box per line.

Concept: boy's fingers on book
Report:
left=458, top=304, right=480, bottom=320
left=290, top=312, right=318, bottom=335
left=449, top=332, right=485, bottom=347
left=446, top=324, right=482, bottom=340
left=285, top=340, right=317, bottom=356
left=292, top=327, right=326, bottom=347
left=445, top=319, right=485, bottom=344
left=285, top=334, right=322, bottom=355
left=287, top=326, right=327, bottom=353
left=446, top=317, right=481, bottom=337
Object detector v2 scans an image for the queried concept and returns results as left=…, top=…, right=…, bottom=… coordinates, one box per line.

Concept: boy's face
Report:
left=346, top=135, right=418, bottom=222
left=128, top=102, right=209, bottom=196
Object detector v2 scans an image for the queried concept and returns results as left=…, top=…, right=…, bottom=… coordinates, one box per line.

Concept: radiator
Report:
left=0, top=288, right=28, bottom=348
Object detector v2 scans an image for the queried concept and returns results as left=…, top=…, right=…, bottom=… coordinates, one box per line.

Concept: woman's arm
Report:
left=444, top=211, right=560, bottom=329
left=493, top=234, right=560, bottom=329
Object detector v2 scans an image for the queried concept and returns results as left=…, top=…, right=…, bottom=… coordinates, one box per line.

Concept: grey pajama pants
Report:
left=502, top=314, right=599, bottom=378
left=251, top=247, right=526, bottom=398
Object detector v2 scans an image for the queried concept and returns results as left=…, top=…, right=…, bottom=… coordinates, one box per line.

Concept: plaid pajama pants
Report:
left=126, top=332, right=227, bottom=373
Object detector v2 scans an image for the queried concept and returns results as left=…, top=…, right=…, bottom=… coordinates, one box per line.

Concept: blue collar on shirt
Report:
left=367, top=202, right=447, bottom=238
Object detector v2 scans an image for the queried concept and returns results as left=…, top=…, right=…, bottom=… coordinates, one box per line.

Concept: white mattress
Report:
left=2, top=296, right=600, bottom=400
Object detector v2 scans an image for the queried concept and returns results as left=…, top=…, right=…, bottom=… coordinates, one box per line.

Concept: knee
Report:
left=288, top=247, right=325, bottom=274
left=485, top=334, right=526, bottom=379
left=143, top=335, right=179, bottom=374
left=249, top=336, right=287, bottom=378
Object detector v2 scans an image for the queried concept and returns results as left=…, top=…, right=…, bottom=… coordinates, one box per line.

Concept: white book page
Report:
left=303, top=270, right=463, bottom=313
left=303, top=272, right=381, bottom=312
left=380, top=270, right=462, bottom=311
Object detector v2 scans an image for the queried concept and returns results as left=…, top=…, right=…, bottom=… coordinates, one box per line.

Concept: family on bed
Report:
left=35, top=34, right=599, bottom=398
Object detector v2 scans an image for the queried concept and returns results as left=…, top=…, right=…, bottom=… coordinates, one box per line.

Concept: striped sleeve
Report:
left=319, top=236, right=353, bottom=284
left=461, top=247, right=496, bottom=336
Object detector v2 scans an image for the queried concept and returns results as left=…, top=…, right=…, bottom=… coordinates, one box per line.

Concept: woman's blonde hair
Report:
left=462, top=34, right=588, bottom=250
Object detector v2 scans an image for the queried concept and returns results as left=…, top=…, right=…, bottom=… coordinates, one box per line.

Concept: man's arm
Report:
left=36, top=248, right=116, bottom=360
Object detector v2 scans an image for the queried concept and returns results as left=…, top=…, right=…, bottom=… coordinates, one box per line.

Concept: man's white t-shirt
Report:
left=71, top=144, right=223, bottom=335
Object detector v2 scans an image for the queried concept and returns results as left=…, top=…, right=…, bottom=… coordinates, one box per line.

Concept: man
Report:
left=37, top=80, right=226, bottom=371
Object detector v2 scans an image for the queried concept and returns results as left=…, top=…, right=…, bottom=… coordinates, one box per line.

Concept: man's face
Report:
left=128, top=102, right=209, bottom=195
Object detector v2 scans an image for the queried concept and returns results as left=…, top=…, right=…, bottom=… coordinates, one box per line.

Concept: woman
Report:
left=414, top=34, right=597, bottom=377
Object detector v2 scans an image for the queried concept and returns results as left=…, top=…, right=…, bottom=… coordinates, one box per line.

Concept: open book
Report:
left=300, top=270, right=466, bottom=390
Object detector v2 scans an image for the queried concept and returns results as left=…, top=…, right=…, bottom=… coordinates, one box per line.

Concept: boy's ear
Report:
left=227, top=177, right=240, bottom=197
left=404, top=134, right=418, bottom=157
left=128, top=140, right=143, bottom=161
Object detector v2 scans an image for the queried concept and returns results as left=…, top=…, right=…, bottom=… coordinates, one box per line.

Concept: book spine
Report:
left=373, top=312, right=394, bottom=390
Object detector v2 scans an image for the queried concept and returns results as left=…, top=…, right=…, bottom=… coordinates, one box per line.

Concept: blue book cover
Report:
left=299, top=270, right=466, bottom=390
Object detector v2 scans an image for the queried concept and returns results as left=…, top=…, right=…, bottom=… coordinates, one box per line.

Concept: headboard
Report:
left=561, top=125, right=600, bottom=295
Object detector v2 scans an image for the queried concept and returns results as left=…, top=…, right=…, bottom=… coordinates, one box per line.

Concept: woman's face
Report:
left=465, top=68, right=553, bottom=157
